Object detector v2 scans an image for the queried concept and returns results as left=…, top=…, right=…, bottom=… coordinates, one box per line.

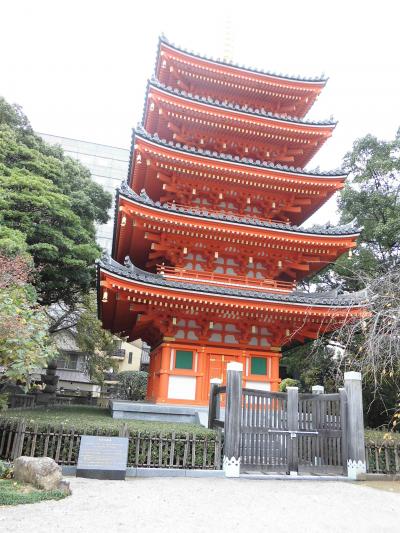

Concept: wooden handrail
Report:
left=157, top=265, right=295, bottom=293
left=164, top=202, right=290, bottom=226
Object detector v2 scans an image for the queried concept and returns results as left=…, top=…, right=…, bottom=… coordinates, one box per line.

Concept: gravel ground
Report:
left=1, top=477, right=399, bottom=533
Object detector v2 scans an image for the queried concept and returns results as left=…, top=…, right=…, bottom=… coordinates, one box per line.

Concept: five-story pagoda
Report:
left=98, top=36, right=365, bottom=405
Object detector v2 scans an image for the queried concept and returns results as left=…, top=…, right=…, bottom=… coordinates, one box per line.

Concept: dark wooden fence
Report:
left=9, top=395, right=37, bottom=409
left=0, top=418, right=223, bottom=470
left=9, top=394, right=98, bottom=409
left=366, top=444, right=400, bottom=474
left=2, top=417, right=400, bottom=474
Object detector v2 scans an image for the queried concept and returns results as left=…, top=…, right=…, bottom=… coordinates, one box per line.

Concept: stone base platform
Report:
left=109, top=400, right=211, bottom=426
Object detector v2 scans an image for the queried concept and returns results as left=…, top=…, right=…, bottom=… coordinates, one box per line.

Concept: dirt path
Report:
left=1, top=477, right=399, bottom=533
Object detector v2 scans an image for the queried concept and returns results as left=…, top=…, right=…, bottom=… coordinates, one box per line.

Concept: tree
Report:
left=0, top=230, right=57, bottom=385
left=334, top=131, right=400, bottom=424
left=75, top=294, right=117, bottom=384
left=0, top=97, right=115, bottom=386
left=0, top=171, right=100, bottom=305
left=309, top=267, right=400, bottom=427
left=283, top=130, right=400, bottom=426
left=281, top=342, right=340, bottom=393
left=0, top=97, right=112, bottom=306
left=0, top=226, right=28, bottom=257
left=0, top=287, right=57, bottom=385
left=331, top=270, right=400, bottom=382
left=336, top=130, right=400, bottom=288
left=0, top=227, right=32, bottom=288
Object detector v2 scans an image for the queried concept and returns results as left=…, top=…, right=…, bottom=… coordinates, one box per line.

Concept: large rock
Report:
left=14, top=456, right=64, bottom=491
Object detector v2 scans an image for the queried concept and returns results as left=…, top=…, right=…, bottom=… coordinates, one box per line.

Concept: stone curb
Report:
left=62, top=465, right=358, bottom=481
left=364, top=473, right=400, bottom=481
left=240, top=474, right=350, bottom=481
left=62, top=466, right=225, bottom=478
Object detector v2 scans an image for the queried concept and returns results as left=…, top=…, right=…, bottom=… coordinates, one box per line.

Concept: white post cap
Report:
left=344, top=371, right=362, bottom=381
left=210, top=378, right=223, bottom=384
left=227, top=362, right=243, bottom=372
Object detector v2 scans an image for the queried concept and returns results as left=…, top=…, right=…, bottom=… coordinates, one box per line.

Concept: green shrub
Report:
left=0, top=480, right=67, bottom=506
left=0, top=461, right=13, bottom=479
left=0, top=406, right=214, bottom=436
left=364, top=429, right=400, bottom=446
left=116, top=371, right=148, bottom=401
left=279, top=378, right=300, bottom=392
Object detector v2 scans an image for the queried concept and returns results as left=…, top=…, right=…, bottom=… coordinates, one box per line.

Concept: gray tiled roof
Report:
left=159, top=35, right=327, bottom=84
left=148, top=78, right=336, bottom=127
left=99, top=254, right=367, bottom=307
left=134, top=125, right=346, bottom=178
left=118, top=181, right=361, bottom=237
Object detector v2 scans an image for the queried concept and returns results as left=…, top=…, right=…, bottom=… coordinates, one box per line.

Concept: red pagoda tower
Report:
left=98, top=36, right=365, bottom=405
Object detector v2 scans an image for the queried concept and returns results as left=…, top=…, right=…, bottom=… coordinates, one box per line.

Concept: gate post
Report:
left=339, top=387, right=348, bottom=474
left=287, top=386, right=299, bottom=475
left=311, top=385, right=323, bottom=466
left=208, top=378, right=222, bottom=429
left=223, top=362, right=242, bottom=477
left=344, top=371, right=366, bottom=479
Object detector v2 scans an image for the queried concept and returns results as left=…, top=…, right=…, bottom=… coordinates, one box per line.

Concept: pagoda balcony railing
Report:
left=157, top=265, right=296, bottom=294
left=164, top=202, right=290, bottom=226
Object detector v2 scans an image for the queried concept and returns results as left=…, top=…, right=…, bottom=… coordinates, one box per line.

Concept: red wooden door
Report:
left=209, top=354, right=223, bottom=381
left=208, top=354, right=238, bottom=384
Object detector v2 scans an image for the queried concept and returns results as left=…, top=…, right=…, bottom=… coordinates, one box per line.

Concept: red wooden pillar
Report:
left=146, top=348, right=156, bottom=400
left=158, top=343, right=171, bottom=402
left=195, top=349, right=205, bottom=403
left=241, top=349, right=248, bottom=387
left=270, top=350, right=281, bottom=392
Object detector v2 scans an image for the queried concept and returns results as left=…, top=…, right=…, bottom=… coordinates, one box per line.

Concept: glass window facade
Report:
left=38, top=133, right=130, bottom=252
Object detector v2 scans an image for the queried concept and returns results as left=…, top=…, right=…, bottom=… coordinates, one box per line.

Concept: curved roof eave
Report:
left=148, top=79, right=336, bottom=128
left=118, top=183, right=361, bottom=239
left=158, top=36, right=328, bottom=86
left=98, top=258, right=367, bottom=308
left=134, top=127, right=347, bottom=180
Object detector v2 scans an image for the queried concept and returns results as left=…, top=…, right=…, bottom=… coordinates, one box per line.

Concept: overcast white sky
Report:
left=2, top=0, right=400, bottom=224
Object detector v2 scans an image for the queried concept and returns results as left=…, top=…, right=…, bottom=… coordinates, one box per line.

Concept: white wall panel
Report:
left=168, top=376, right=196, bottom=400
left=245, top=381, right=271, bottom=392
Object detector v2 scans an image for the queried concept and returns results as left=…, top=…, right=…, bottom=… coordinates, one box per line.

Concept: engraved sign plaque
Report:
left=76, top=435, right=129, bottom=480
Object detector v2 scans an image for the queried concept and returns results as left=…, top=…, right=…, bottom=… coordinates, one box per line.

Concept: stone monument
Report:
left=36, top=360, right=59, bottom=405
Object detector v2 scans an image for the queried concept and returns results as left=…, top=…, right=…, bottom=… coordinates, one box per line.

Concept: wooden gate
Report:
left=240, top=388, right=347, bottom=474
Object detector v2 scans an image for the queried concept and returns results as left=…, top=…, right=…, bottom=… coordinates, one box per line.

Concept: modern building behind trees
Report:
left=39, top=133, right=130, bottom=253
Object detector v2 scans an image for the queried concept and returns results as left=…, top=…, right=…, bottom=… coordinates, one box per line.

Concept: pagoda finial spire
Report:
left=223, top=13, right=234, bottom=62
